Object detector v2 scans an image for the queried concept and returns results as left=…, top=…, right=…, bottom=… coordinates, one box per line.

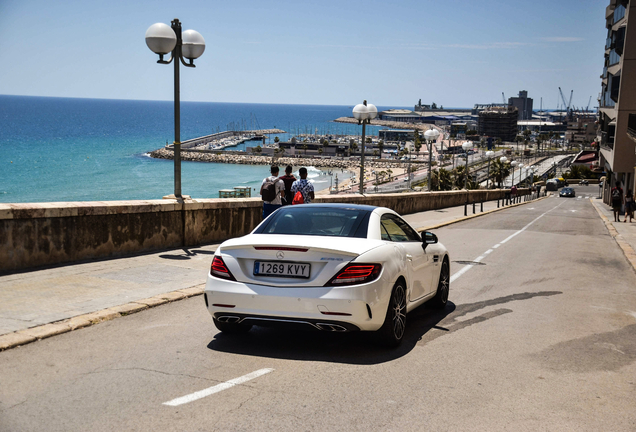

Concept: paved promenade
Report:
left=1, top=192, right=634, bottom=351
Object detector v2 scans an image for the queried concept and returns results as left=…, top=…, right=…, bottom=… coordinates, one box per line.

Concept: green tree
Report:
left=490, top=158, right=510, bottom=188
left=274, top=136, right=280, bottom=143
left=414, top=130, right=422, bottom=156
left=431, top=168, right=453, bottom=191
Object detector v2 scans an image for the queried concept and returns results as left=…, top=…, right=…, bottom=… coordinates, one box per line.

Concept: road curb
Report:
left=590, top=198, right=636, bottom=274
left=0, top=285, right=205, bottom=352
left=417, top=194, right=550, bottom=232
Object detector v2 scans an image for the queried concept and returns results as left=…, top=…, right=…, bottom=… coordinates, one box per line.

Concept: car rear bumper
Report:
left=204, top=275, right=391, bottom=332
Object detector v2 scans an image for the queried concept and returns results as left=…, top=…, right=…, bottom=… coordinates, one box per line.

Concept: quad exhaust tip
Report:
left=217, top=316, right=241, bottom=323
left=316, top=323, right=348, bottom=332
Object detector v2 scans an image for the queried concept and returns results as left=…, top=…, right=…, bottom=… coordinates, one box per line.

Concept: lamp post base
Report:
left=163, top=194, right=191, bottom=200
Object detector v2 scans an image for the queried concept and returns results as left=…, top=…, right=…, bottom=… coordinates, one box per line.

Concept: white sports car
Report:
left=204, top=204, right=450, bottom=346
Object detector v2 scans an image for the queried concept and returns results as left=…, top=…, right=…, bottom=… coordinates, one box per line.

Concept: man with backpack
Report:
left=260, top=165, right=285, bottom=219
left=279, top=165, right=296, bottom=206
left=290, top=167, right=315, bottom=204
left=611, top=181, right=623, bottom=222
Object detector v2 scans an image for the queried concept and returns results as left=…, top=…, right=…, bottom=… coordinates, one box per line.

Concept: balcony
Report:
left=601, top=131, right=615, bottom=150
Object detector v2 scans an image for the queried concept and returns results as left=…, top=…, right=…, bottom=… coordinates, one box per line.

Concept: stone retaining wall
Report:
left=0, top=189, right=521, bottom=274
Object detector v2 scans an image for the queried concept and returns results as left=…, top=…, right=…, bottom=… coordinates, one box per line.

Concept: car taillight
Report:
left=210, top=256, right=236, bottom=281
left=325, top=263, right=381, bottom=287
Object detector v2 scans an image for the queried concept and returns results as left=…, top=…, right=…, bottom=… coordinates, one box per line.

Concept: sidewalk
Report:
left=590, top=196, right=636, bottom=271
left=0, top=194, right=551, bottom=351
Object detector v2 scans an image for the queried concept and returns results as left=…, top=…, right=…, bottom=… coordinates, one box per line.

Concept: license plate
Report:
left=253, top=261, right=311, bottom=278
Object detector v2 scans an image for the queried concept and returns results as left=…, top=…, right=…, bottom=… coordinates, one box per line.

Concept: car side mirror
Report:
left=422, top=231, right=438, bottom=250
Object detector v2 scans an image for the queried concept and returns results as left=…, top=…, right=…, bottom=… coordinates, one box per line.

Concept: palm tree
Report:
left=431, top=168, right=453, bottom=191
left=453, top=165, right=467, bottom=189
left=490, top=158, right=510, bottom=188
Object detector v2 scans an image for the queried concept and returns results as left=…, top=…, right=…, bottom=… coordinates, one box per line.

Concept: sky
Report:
left=0, top=0, right=608, bottom=109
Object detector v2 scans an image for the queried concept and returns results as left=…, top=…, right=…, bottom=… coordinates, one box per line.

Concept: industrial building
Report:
left=477, top=106, right=519, bottom=141
left=566, top=114, right=597, bottom=148
left=598, top=0, right=636, bottom=194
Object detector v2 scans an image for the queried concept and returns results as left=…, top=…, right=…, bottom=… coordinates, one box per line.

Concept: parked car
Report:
left=204, top=204, right=450, bottom=347
left=560, top=187, right=576, bottom=198
left=546, top=180, right=558, bottom=191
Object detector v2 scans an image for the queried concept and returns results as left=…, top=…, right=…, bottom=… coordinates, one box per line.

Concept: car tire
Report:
left=213, top=318, right=252, bottom=334
left=377, top=281, right=407, bottom=347
left=430, top=259, right=450, bottom=309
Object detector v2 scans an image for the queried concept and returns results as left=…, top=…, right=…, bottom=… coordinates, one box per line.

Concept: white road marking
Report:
left=163, top=368, right=274, bottom=407
left=450, top=201, right=566, bottom=284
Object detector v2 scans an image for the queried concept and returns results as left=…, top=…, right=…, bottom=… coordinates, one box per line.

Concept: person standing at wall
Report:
left=625, top=189, right=634, bottom=223
left=279, top=165, right=296, bottom=206
left=260, top=165, right=285, bottom=218
left=611, top=181, right=624, bottom=222
left=290, top=167, right=315, bottom=204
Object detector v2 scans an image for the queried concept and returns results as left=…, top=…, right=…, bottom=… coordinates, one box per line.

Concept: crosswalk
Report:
left=550, top=195, right=594, bottom=199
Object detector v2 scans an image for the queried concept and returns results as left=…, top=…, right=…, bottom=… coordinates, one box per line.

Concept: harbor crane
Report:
left=558, top=87, right=574, bottom=120
left=502, top=92, right=506, bottom=105
left=586, top=95, right=592, bottom=112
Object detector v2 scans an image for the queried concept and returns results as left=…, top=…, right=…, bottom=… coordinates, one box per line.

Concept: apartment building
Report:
left=598, top=0, right=636, bottom=195
left=508, top=90, right=534, bottom=120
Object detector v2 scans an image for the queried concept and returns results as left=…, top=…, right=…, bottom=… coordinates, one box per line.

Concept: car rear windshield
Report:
left=255, top=206, right=370, bottom=238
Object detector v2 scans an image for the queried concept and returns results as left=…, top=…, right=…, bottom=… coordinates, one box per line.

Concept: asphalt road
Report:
left=2, top=185, right=635, bottom=431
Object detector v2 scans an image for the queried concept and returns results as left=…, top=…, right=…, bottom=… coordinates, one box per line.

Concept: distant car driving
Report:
left=559, top=187, right=575, bottom=198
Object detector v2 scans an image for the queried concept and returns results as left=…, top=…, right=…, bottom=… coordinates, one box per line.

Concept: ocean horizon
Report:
left=0, top=95, right=410, bottom=203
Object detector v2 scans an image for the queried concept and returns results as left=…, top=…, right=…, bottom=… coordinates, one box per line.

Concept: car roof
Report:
left=304, top=203, right=382, bottom=212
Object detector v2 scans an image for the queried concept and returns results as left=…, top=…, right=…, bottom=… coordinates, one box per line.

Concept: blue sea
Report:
left=0, top=95, right=389, bottom=203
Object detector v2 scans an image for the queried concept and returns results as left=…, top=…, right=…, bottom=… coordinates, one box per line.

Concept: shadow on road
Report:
left=206, top=291, right=561, bottom=364
left=207, top=302, right=456, bottom=365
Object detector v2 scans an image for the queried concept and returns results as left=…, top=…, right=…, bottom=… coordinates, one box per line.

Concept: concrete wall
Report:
left=0, top=189, right=521, bottom=274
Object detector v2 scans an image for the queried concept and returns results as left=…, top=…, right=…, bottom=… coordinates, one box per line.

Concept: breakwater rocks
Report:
left=334, top=117, right=440, bottom=131
left=149, top=148, right=409, bottom=171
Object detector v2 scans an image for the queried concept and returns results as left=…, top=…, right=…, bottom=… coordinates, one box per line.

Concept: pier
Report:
left=165, top=129, right=285, bottom=152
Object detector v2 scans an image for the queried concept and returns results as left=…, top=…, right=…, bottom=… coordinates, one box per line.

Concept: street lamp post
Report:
left=353, top=101, right=378, bottom=194
left=146, top=19, right=205, bottom=199
left=462, top=141, right=472, bottom=189
left=528, top=167, right=535, bottom=197
left=424, top=128, right=440, bottom=191
left=499, top=156, right=507, bottom=188
left=517, top=163, right=524, bottom=186
left=485, top=150, right=494, bottom=189
left=510, top=160, right=518, bottom=187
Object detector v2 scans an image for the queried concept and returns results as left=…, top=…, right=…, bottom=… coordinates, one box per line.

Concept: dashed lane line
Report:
left=163, top=368, right=274, bottom=407
left=450, top=201, right=566, bottom=284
